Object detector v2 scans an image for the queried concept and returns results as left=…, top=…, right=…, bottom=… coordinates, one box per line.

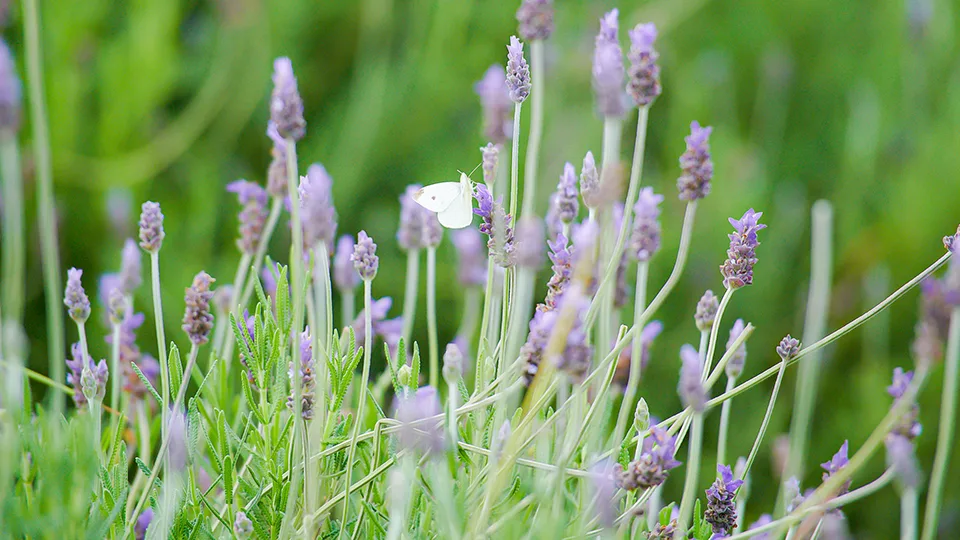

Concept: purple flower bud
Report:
left=542, top=232, right=572, bottom=312
left=888, top=367, right=922, bottom=440
left=475, top=67, right=512, bottom=144
left=299, top=164, right=338, bottom=252
left=108, top=288, right=127, bottom=325
left=394, top=386, right=445, bottom=455
left=553, top=163, right=580, bottom=225
left=725, top=318, right=748, bottom=378
left=821, top=440, right=851, bottom=499
left=647, top=519, right=679, bottom=539
left=627, top=23, right=661, bottom=107
left=352, top=231, right=379, bottom=281
left=473, top=183, right=515, bottom=267
left=80, top=355, right=109, bottom=405
left=442, top=343, right=463, bottom=384
left=287, top=329, right=316, bottom=420
left=678, top=344, right=706, bottom=412
left=233, top=511, right=254, bottom=539
left=515, top=216, right=545, bottom=268
left=64, top=268, right=91, bottom=323
left=885, top=434, right=920, bottom=489
left=516, top=0, right=554, bottom=41
left=580, top=151, right=600, bottom=209
left=269, top=57, right=306, bottom=141
left=721, top=208, right=767, bottom=289
left=705, top=464, right=744, bottom=536
left=451, top=228, right=487, bottom=287
left=629, top=187, right=663, bottom=261
left=135, top=509, right=154, bottom=540
left=676, top=121, right=714, bottom=201
left=694, top=290, right=719, bottom=331
left=571, top=218, right=600, bottom=267
left=784, top=476, right=805, bottom=512
left=505, top=36, right=531, bottom=104
left=615, top=426, right=682, bottom=490
left=747, top=515, right=773, bottom=540
left=481, top=142, right=500, bottom=187
left=182, top=271, right=215, bottom=345
left=942, top=224, right=960, bottom=253
left=912, top=277, right=958, bottom=365
left=65, top=343, right=89, bottom=408
left=776, top=334, right=800, bottom=361
left=592, top=10, right=626, bottom=117
left=227, top=180, right=270, bottom=255
left=266, top=123, right=289, bottom=198
left=120, top=238, right=143, bottom=294
left=0, top=39, right=21, bottom=131
left=333, top=234, right=361, bottom=292
left=138, top=201, right=165, bottom=253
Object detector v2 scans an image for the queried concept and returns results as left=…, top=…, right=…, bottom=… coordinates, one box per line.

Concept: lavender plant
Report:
left=3, top=2, right=960, bottom=539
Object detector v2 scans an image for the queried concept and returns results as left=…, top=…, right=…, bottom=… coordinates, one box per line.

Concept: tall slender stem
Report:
left=902, top=487, right=918, bottom=540
left=520, top=40, right=545, bottom=219
left=341, top=279, right=373, bottom=538
left=736, top=355, right=789, bottom=485
left=341, top=290, right=355, bottom=329
left=109, top=319, right=122, bottom=442
left=427, top=247, right=439, bottom=389
left=613, top=262, right=648, bottom=444
left=716, top=376, right=737, bottom=470
left=675, top=414, right=704, bottom=538
left=1, top=133, right=24, bottom=327
left=509, top=103, right=522, bottom=219
left=400, top=249, right=421, bottom=347
left=150, top=251, right=168, bottom=431
left=595, top=117, right=623, bottom=367
left=23, top=0, right=65, bottom=414
left=702, top=288, right=734, bottom=379
left=785, top=201, right=833, bottom=485
left=921, top=305, right=960, bottom=540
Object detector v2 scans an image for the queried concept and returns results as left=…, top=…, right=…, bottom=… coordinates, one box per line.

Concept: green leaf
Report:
left=223, top=454, right=235, bottom=504
left=230, top=312, right=255, bottom=364
left=386, top=341, right=402, bottom=398
left=169, top=342, right=183, bottom=399
left=241, top=375, right=267, bottom=425
left=660, top=504, right=673, bottom=527
left=216, top=410, right=229, bottom=459
left=134, top=457, right=152, bottom=477
left=410, top=342, right=421, bottom=390
left=187, top=399, right=202, bottom=460
left=131, top=361, right=162, bottom=405
left=108, top=415, right=127, bottom=466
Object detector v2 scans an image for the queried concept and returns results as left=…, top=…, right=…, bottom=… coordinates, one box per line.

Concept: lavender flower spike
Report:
left=676, top=121, right=714, bottom=201
left=0, top=39, right=21, bottom=131
left=120, top=238, right=143, bottom=294
left=333, top=235, right=360, bottom=292
left=475, top=67, right=512, bottom=144
left=515, top=216, right=545, bottom=268
left=227, top=180, right=269, bottom=255
left=138, top=201, right=165, bottom=253
left=182, top=271, right=215, bottom=345
left=233, top=511, right=254, bottom=539
left=721, top=208, right=767, bottom=289
left=627, top=23, right=661, bottom=107
left=725, top=318, right=748, bottom=378
left=473, top=183, right=515, bottom=267
left=288, top=329, right=316, bottom=420
left=629, top=187, right=663, bottom=261
left=776, top=334, right=800, bottom=361
left=66, top=343, right=89, bottom=408
left=678, top=344, right=706, bottom=412
left=270, top=57, right=306, bottom=141
left=299, top=164, right=338, bottom=252
left=592, top=9, right=626, bottom=117
left=266, top=123, right=288, bottom=198
left=888, top=367, right=922, bottom=440
left=505, top=36, right=531, bottom=104
left=694, top=290, right=719, bottom=331
left=135, top=508, right=154, bottom=540
left=580, top=151, right=600, bottom=209
left=615, top=426, right=682, bottom=490
left=821, top=440, right=851, bottom=499
left=64, top=268, right=92, bottom=323
left=481, top=143, right=500, bottom=187
left=704, top=464, right=745, bottom=536
left=554, top=163, right=580, bottom=225
left=352, top=231, right=379, bottom=281
left=516, top=0, right=554, bottom=41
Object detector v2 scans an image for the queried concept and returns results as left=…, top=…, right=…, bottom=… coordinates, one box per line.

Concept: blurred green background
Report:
left=4, top=0, right=960, bottom=535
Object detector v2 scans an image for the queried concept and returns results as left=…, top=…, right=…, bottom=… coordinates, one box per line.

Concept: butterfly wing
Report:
left=437, top=174, right=474, bottom=229
left=413, top=182, right=462, bottom=212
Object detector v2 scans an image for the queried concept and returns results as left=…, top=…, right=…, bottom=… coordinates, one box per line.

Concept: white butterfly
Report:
left=412, top=172, right=474, bottom=229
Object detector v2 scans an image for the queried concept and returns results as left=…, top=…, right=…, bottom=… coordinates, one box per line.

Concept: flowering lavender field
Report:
left=1, top=0, right=959, bottom=538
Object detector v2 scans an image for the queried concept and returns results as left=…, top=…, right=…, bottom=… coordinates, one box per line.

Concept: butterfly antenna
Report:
left=466, top=162, right=482, bottom=177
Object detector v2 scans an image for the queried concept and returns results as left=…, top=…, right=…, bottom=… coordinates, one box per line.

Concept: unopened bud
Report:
left=398, top=364, right=413, bottom=389
left=633, top=398, right=649, bottom=434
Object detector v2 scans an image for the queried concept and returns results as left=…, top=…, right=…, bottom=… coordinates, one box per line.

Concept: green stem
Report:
left=340, top=279, right=374, bottom=538
left=921, top=305, right=960, bottom=540
left=475, top=258, right=496, bottom=385
left=509, top=103, right=522, bottom=219
left=736, top=355, right=789, bottom=487
left=702, top=288, right=734, bottom=379
left=716, top=376, right=736, bottom=470
left=400, top=249, right=421, bottom=347
left=341, top=289, right=356, bottom=329
left=902, top=487, right=918, bottom=540
left=520, top=40, right=545, bottom=218
left=613, top=262, right=649, bottom=445
left=784, top=200, right=834, bottom=486
left=427, top=247, right=439, bottom=389
left=150, top=251, right=168, bottom=431
left=675, top=414, right=704, bottom=538
left=23, top=0, right=65, bottom=414
left=1, top=132, right=24, bottom=326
